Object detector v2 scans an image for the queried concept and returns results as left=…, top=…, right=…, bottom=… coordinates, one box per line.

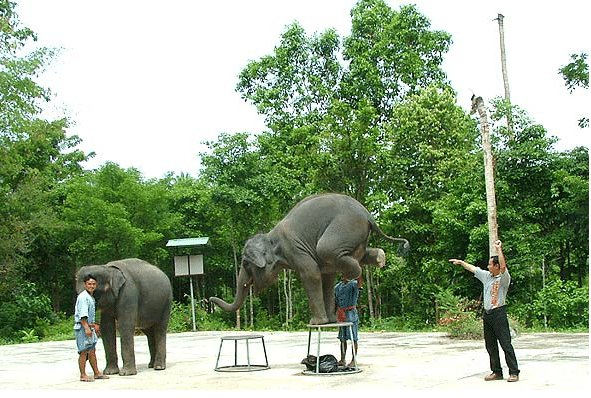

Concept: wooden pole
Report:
left=471, top=95, right=499, bottom=257
left=494, top=13, right=514, bottom=137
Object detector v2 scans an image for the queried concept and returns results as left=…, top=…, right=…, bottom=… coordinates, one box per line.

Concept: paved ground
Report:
left=0, top=330, right=588, bottom=390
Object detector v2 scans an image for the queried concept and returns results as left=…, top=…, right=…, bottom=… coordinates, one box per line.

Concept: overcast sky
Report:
left=16, top=0, right=590, bottom=179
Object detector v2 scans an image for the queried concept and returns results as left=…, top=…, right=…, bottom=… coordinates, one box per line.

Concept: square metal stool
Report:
left=214, top=334, right=269, bottom=372
left=305, top=322, right=361, bottom=375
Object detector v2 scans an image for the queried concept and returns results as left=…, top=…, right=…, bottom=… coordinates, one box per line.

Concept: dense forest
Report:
left=1, top=0, right=588, bottom=342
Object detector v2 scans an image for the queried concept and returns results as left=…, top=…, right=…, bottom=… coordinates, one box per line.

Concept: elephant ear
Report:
left=106, top=265, right=126, bottom=296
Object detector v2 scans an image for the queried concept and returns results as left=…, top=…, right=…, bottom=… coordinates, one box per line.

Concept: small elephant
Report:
left=210, top=193, right=409, bottom=325
left=76, top=258, right=172, bottom=376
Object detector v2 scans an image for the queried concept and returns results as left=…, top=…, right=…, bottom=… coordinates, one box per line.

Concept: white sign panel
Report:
left=174, top=255, right=204, bottom=276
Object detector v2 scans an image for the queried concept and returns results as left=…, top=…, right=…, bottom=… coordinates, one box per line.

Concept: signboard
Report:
left=174, top=254, right=204, bottom=276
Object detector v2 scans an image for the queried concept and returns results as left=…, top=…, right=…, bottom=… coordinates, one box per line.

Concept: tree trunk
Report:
left=231, top=241, right=241, bottom=329
left=471, top=95, right=499, bottom=257
left=283, top=270, right=293, bottom=326
left=249, top=286, right=254, bottom=329
left=495, top=13, right=514, bottom=138
left=365, top=267, right=375, bottom=319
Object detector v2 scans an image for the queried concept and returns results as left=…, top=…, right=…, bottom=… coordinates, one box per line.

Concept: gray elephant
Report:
left=76, top=258, right=172, bottom=376
left=209, top=193, right=409, bottom=325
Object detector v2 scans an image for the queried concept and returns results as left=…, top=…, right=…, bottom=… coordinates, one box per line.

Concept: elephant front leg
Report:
left=322, top=273, right=337, bottom=323
left=100, top=312, right=120, bottom=375
left=118, top=321, right=137, bottom=376
left=299, top=268, right=329, bottom=325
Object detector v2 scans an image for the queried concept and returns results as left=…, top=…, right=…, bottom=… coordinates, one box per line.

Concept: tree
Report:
left=377, top=86, right=479, bottom=318
left=1, top=0, right=90, bottom=310
left=559, top=52, right=589, bottom=128
left=235, top=0, right=455, bottom=323
left=61, top=163, right=174, bottom=266
left=470, top=95, right=499, bottom=257
left=237, top=1, right=452, bottom=203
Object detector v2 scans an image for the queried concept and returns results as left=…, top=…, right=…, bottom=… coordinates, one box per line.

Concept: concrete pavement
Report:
left=0, top=330, right=588, bottom=390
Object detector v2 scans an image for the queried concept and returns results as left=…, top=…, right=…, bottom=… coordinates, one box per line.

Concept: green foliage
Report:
left=0, top=281, right=73, bottom=342
left=435, top=288, right=482, bottom=339
left=364, top=315, right=434, bottom=332
left=168, top=300, right=229, bottom=333
left=0, top=0, right=587, bottom=341
left=0, top=281, right=52, bottom=338
left=559, top=52, right=588, bottom=92
left=559, top=52, right=588, bottom=128
left=530, top=279, right=589, bottom=329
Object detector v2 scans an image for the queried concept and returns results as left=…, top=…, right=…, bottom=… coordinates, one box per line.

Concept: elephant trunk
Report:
left=209, top=266, right=250, bottom=312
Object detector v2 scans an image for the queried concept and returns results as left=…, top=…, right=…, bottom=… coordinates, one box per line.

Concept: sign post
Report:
left=166, top=238, right=209, bottom=332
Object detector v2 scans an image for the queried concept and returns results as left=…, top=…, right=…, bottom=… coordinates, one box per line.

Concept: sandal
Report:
left=80, top=376, right=95, bottom=382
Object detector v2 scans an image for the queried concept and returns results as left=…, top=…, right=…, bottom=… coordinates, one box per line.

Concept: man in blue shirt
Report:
left=334, top=276, right=360, bottom=367
left=74, top=274, right=108, bottom=382
left=450, top=240, right=520, bottom=382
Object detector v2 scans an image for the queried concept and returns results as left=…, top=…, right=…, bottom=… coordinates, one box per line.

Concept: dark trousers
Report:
left=483, top=306, right=519, bottom=376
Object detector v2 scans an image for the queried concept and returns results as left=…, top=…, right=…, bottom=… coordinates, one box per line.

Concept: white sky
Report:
left=16, top=0, right=590, bottom=179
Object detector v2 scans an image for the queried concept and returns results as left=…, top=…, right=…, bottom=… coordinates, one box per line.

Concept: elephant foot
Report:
left=377, top=248, right=386, bottom=267
left=309, top=316, right=330, bottom=325
left=148, top=360, right=166, bottom=370
left=103, top=365, right=119, bottom=375
left=118, top=367, right=137, bottom=376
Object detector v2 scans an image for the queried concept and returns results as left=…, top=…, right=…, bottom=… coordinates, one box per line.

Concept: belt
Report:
left=483, top=305, right=505, bottom=315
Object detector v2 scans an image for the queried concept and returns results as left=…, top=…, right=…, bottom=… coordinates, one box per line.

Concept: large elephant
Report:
left=76, top=258, right=172, bottom=376
left=209, top=193, right=409, bottom=325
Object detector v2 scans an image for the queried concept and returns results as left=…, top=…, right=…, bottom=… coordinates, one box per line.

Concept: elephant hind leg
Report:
left=361, top=248, right=386, bottom=268
left=332, top=253, right=362, bottom=280
left=142, top=327, right=156, bottom=368
left=316, top=223, right=365, bottom=280
left=143, top=324, right=167, bottom=370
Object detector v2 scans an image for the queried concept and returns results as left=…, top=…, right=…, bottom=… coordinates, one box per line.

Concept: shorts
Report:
left=338, top=321, right=359, bottom=342
left=75, top=328, right=98, bottom=354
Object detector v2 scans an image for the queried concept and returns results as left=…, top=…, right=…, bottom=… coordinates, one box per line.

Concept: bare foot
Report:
left=80, top=375, right=95, bottom=382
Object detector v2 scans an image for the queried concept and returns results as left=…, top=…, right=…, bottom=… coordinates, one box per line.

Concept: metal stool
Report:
left=305, top=322, right=361, bottom=375
left=214, top=334, right=269, bottom=372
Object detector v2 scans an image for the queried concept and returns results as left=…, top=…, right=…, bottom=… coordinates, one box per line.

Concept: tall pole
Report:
left=189, top=275, right=196, bottom=331
left=495, top=13, right=514, bottom=137
left=471, top=95, right=499, bottom=257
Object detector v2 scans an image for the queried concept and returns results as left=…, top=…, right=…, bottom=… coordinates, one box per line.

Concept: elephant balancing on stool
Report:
left=209, top=193, right=409, bottom=325
left=76, top=258, right=172, bottom=376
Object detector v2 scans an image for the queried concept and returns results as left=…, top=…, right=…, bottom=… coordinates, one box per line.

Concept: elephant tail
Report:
left=368, top=218, right=410, bottom=256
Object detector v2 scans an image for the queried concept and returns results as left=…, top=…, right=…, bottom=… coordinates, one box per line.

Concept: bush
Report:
left=168, top=301, right=194, bottom=333
left=364, top=315, right=434, bottom=332
left=531, top=279, right=589, bottom=329
left=0, top=282, right=53, bottom=340
left=168, top=300, right=229, bottom=332
left=436, top=289, right=482, bottom=339
left=439, top=312, right=482, bottom=339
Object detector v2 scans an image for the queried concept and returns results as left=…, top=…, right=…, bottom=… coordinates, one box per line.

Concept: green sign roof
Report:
left=166, top=237, right=209, bottom=247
